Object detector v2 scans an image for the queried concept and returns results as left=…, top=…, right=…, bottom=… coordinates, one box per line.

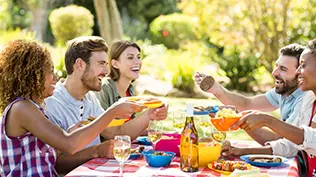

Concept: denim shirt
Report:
left=265, top=88, right=305, bottom=122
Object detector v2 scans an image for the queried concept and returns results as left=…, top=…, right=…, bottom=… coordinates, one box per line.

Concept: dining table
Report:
left=65, top=140, right=299, bottom=177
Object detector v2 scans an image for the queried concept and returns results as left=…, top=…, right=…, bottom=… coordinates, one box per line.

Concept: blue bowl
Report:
left=142, top=150, right=175, bottom=167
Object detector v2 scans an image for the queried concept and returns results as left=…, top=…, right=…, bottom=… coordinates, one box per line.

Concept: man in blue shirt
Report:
left=194, top=43, right=306, bottom=157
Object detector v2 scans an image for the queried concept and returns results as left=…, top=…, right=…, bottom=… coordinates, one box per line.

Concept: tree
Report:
left=179, top=0, right=316, bottom=72
left=93, top=0, right=123, bottom=44
left=14, top=0, right=55, bottom=41
left=117, top=0, right=179, bottom=39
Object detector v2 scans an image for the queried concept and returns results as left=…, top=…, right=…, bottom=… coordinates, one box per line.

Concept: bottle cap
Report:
left=186, top=104, right=194, bottom=117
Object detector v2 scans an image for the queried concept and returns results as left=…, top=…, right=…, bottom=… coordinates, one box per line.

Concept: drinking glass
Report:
left=198, top=116, right=211, bottom=138
left=114, top=135, right=131, bottom=177
left=172, top=112, right=186, bottom=133
left=148, top=120, right=163, bottom=149
left=211, top=125, right=226, bottom=143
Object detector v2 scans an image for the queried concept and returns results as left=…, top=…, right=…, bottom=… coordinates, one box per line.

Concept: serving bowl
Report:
left=142, top=150, right=175, bottom=167
left=155, top=133, right=181, bottom=156
left=210, top=116, right=242, bottom=131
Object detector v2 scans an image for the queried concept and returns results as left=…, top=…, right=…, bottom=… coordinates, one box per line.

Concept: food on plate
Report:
left=194, top=106, right=213, bottom=112
left=151, top=151, right=173, bottom=156
left=210, top=160, right=251, bottom=172
left=131, top=146, right=145, bottom=154
left=194, top=105, right=219, bottom=113
left=215, top=108, right=241, bottom=118
left=127, top=97, right=163, bottom=108
left=82, top=116, right=96, bottom=125
left=248, top=156, right=282, bottom=163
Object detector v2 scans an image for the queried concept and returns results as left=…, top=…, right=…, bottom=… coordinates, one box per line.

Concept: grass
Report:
left=156, top=96, right=280, bottom=141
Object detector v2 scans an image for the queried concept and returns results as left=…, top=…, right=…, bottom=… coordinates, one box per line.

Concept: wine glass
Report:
left=211, top=125, right=226, bottom=143
left=114, top=135, right=131, bottom=177
left=172, top=111, right=186, bottom=133
left=199, top=116, right=211, bottom=138
left=148, top=120, right=163, bottom=149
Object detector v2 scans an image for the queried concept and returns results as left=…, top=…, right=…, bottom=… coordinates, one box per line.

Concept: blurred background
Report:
left=0, top=0, right=315, bottom=139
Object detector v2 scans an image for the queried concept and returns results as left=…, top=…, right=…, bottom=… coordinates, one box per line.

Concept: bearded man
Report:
left=194, top=43, right=307, bottom=157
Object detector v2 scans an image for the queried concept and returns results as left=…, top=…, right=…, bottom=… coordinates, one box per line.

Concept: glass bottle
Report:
left=180, top=104, right=199, bottom=172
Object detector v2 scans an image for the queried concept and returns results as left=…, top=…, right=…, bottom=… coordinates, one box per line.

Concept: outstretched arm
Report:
left=101, top=104, right=168, bottom=140
left=194, top=72, right=277, bottom=111
left=9, top=100, right=144, bottom=155
left=232, top=112, right=305, bottom=145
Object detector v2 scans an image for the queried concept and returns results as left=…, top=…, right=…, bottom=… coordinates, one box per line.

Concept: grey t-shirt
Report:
left=265, top=88, right=305, bottom=122
left=44, top=83, right=105, bottom=148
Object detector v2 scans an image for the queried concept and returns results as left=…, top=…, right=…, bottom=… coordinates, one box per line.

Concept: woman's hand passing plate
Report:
left=240, top=154, right=288, bottom=167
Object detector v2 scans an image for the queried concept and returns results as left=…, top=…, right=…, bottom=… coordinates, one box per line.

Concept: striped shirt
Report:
left=0, top=97, right=58, bottom=177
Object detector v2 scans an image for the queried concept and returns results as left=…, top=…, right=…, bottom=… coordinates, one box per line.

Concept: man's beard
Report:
left=81, top=67, right=101, bottom=92
left=275, top=76, right=298, bottom=95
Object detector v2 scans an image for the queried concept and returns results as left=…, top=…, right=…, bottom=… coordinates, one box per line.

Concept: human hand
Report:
left=109, top=101, right=147, bottom=119
left=97, top=139, right=114, bottom=158
left=221, top=140, right=244, bottom=157
left=146, top=103, right=169, bottom=121
left=193, top=72, right=215, bottom=92
left=230, top=111, right=270, bottom=131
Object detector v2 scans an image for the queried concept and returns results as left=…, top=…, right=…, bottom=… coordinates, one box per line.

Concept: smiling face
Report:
left=43, top=65, right=58, bottom=98
left=296, top=50, right=316, bottom=92
left=81, top=51, right=108, bottom=91
left=111, top=46, right=142, bottom=81
left=271, top=55, right=299, bottom=95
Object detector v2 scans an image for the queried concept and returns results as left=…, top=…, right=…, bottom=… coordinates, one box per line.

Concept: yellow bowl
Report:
left=199, top=142, right=222, bottom=167
left=108, top=119, right=128, bottom=127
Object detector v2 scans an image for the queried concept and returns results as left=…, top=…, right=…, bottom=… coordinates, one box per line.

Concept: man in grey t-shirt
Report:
left=45, top=36, right=168, bottom=174
left=194, top=43, right=306, bottom=157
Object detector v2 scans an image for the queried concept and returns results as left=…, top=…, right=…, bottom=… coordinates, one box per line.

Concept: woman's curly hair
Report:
left=0, top=40, right=52, bottom=113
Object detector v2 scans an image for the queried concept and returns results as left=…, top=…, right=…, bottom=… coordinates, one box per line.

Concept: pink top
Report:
left=0, top=97, right=58, bottom=177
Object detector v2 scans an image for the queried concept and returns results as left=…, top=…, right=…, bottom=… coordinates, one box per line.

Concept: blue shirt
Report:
left=265, top=88, right=305, bottom=122
left=44, top=83, right=105, bottom=148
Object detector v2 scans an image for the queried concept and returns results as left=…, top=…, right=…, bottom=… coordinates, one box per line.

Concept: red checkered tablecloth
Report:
left=65, top=140, right=299, bottom=177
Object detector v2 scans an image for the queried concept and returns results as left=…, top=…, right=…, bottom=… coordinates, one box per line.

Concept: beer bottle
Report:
left=180, top=104, right=199, bottom=172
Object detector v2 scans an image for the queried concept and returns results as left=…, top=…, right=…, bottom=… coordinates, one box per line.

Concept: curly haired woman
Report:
left=0, top=40, right=145, bottom=176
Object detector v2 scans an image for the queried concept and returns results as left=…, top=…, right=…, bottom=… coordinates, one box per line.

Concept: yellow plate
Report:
left=207, top=163, right=255, bottom=175
left=207, top=164, right=232, bottom=175
left=108, top=119, right=128, bottom=127
left=125, top=96, right=163, bottom=108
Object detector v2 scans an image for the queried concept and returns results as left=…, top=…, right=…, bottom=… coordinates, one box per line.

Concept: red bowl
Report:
left=155, top=133, right=181, bottom=156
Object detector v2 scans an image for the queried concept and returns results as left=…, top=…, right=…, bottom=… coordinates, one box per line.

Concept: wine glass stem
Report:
left=120, top=162, right=124, bottom=176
